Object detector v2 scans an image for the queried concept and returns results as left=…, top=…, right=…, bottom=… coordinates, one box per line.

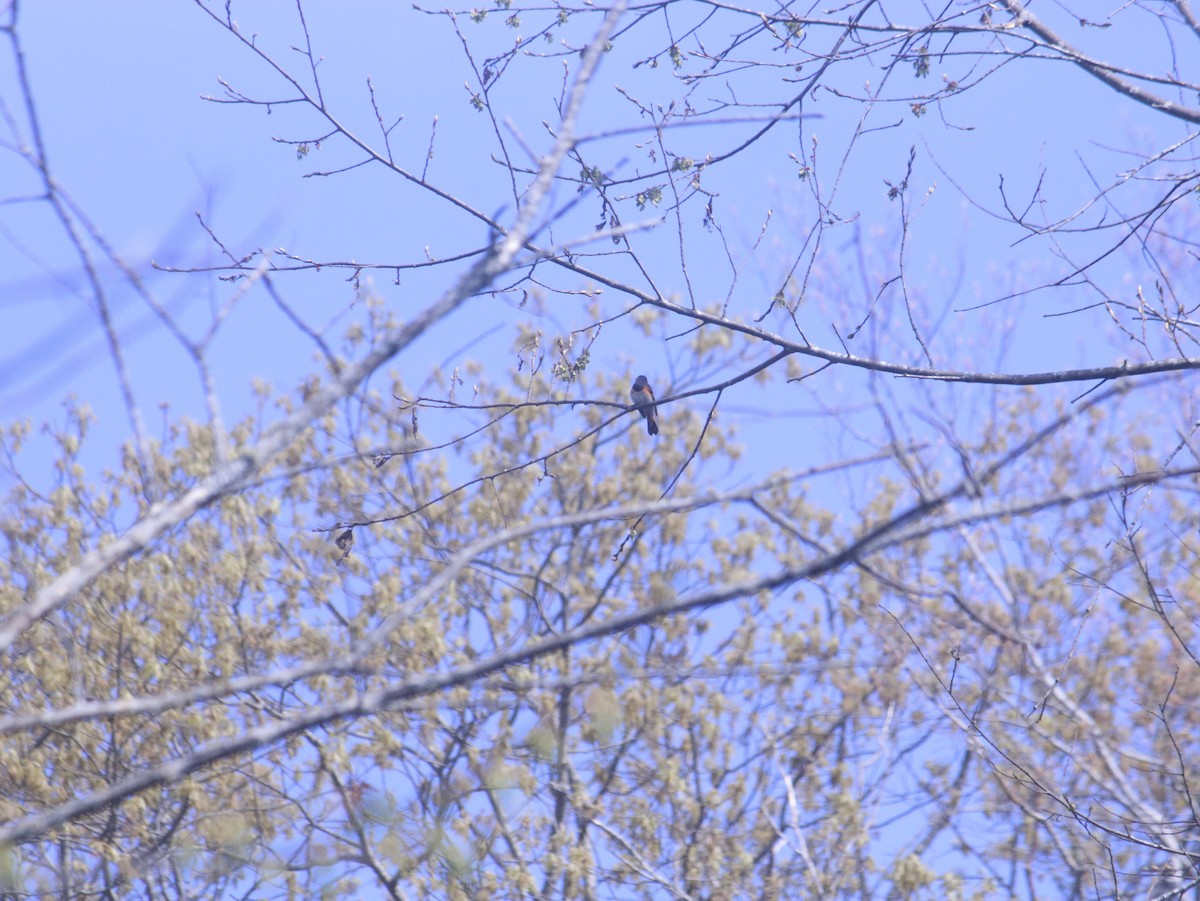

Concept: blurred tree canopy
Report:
left=2, top=1, right=1199, bottom=898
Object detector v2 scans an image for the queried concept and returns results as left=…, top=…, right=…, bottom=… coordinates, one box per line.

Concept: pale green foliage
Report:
left=6, top=354, right=1196, bottom=899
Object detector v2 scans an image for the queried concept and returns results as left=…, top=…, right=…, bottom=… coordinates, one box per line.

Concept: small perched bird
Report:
left=630, top=375, right=660, bottom=436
